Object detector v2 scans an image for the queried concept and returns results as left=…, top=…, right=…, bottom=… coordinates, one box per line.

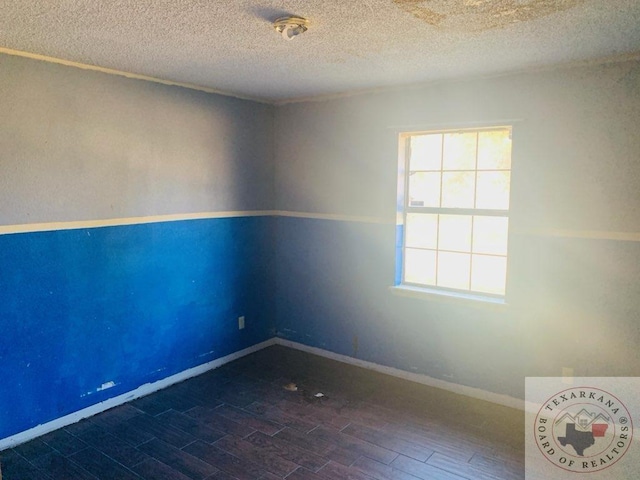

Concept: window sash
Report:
left=400, top=127, right=511, bottom=298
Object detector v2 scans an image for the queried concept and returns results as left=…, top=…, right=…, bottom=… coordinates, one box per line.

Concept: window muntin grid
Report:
left=401, top=127, right=512, bottom=297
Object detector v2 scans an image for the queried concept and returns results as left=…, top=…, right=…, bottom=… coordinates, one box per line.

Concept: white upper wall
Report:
left=2, top=53, right=639, bottom=235
left=0, top=54, right=274, bottom=226
left=274, top=59, right=640, bottom=234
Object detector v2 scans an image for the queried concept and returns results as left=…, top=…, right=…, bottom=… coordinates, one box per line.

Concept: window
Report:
left=397, top=126, right=512, bottom=298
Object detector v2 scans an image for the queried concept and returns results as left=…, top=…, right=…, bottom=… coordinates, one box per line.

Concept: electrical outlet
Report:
left=238, top=316, right=245, bottom=330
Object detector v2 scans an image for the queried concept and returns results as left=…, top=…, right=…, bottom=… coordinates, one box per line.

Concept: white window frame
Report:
left=394, top=125, right=513, bottom=304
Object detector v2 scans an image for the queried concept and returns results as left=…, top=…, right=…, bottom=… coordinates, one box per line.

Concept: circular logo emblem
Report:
left=534, top=387, right=633, bottom=473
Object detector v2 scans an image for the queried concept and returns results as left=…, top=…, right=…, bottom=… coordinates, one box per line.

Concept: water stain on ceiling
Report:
left=393, top=0, right=585, bottom=31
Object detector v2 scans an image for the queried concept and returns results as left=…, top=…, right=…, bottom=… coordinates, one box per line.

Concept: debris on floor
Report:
left=283, top=382, right=327, bottom=403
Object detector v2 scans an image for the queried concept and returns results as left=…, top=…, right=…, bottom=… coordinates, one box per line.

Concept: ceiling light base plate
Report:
left=273, top=16, right=309, bottom=40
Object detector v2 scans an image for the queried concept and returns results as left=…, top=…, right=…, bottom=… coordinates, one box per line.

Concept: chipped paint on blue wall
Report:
left=0, top=52, right=275, bottom=441
left=0, top=216, right=275, bottom=439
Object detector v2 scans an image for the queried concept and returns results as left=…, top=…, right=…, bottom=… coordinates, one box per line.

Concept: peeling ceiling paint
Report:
left=393, top=0, right=585, bottom=31
left=0, top=0, right=638, bottom=102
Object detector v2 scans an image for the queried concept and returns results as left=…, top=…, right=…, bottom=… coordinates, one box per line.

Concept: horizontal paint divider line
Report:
left=516, top=229, right=640, bottom=242
left=0, top=211, right=278, bottom=235
left=275, top=210, right=393, bottom=224
left=0, top=210, right=393, bottom=235
left=1, top=211, right=639, bottom=242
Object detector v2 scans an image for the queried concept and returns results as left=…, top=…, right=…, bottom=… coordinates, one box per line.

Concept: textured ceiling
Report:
left=1, top=0, right=640, bottom=103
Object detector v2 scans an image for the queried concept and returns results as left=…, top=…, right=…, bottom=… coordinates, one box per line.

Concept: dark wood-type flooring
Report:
left=0, top=345, right=524, bottom=479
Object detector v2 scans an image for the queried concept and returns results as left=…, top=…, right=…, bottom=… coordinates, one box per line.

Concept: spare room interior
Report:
left=1, top=1, right=639, bottom=479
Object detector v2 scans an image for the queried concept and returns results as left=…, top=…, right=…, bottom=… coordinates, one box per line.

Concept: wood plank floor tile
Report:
left=385, top=424, right=477, bottom=462
left=426, top=452, right=517, bottom=480
left=138, top=438, right=218, bottom=479
left=274, top=399, right=351, bottom=430
left=182, top=440, right=264, bottom=480
left=98, top=420, right=156, bottom=448
left=157, top=410, right=227, bottom=444
left=213, top=389, right=260, bottom=409
left=185, top=406, right=256, bottom=438
left=245, top=431, right=328, bottom=472
left=341, top=422, right=434, bottom=461
left=39, top=429, right=89, bottom=456
left=132, top=457, right=193, bottom=480
left=213, top=434, right=299, bottom=477
left=316, top=460, right=375, bottom=480
left=469, top=451, right=524, bottom=478
left=128, top=414, right=197, bottom=448
left=272, top=427, right=334, bottom=456
left=352, top=456, right=430, bottom=480
left=243, top=401, right=319, bottom=433
left=391, top=454, right=468, bottom=480
left=214, top=404, right=284, bottom=436
left=89, top=404, right=144, bottom=429
left=31, top=452, right=99, bottom=480
left=2, top=346, right=524, bottom=480
left=307, top=425, right=399, bottom=465
left=72, top=423, right=150, bottom=468
left=0, top=448, right=52, bottom=480
left=131, top=394, right=175, bottom=417
left=273, top=427, right=359, bottom=467
left=69, top=447, right=143, bottom=480
left=151, top=390, right=201, bottom=413
left=11, top=438, right=55, bottom=461
left=286, top=467, right=331, bottom=480
left=170, top=385, right=225, bottom=410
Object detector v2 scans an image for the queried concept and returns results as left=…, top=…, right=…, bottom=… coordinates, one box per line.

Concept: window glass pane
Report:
left=437, top=252, right=470, bottom=290
left=477, top=130, right=512, bottom=170
left=404, top=249, right=437, bottom=286
left=443, top=132, right=477, bottom=170
left=410, top=134, right=442, bottom=171
left=471, top=255, right=507, bottom=295
left=401, top=128, right=512, bottom=297
left=406, top=213, right=438, bottom=249
left=438, top=214, right=472, bottom=252
left=473, top=216, right=508, bottom=255
left=441, top=171, right=475, bottom=208
left=476, top=171, right=510, bottom=209
left=408, top=172, right=441, bottom=207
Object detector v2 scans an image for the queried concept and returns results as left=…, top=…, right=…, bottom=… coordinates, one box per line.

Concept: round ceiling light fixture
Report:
left=273, top=16, right=309, bottom=40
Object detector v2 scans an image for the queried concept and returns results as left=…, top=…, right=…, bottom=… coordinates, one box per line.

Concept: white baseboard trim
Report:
left=274, top=338, right=524, bottom=411
left=1, top=336, right=523, bottom=451
left=0, top=338, right=276, bottom=451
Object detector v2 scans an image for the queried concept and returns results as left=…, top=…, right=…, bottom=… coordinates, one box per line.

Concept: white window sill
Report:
left=389, top=285, right=508, bottom=310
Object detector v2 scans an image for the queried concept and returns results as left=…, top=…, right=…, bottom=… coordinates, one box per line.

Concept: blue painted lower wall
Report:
left=0, top=216, right=275, bottom=439
left=275, top=217, right=397, bottom=358
left=275, top=216, right=640, bottom=401
left=5, top=213, right=640, bottom=441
